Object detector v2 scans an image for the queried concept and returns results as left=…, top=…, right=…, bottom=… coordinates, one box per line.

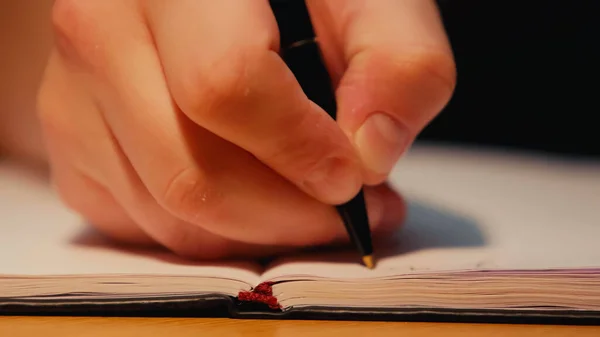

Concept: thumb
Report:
left=307, top=0, right=456, bottom=184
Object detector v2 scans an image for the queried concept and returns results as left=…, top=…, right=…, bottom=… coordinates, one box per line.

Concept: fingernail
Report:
left=303, top=157, right=362, bottom=204
left=354, top=113, right=409, bottom=175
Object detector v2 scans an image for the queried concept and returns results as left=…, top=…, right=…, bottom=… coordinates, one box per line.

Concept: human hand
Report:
left=37, top=0, right=455, bottom=259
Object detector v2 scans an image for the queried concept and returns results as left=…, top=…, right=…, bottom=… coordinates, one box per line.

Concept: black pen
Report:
left=269, top=0, right=374, bottom=268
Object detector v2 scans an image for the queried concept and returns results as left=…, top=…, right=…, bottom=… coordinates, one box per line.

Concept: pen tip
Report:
left=362, top=255, right=374, bottom=269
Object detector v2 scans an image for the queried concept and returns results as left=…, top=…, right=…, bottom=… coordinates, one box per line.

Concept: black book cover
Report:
left=2, top=289, right=600, bottom=325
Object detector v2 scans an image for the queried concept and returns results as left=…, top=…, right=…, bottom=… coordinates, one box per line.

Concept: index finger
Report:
left=145, top=0, right=363, bottom=205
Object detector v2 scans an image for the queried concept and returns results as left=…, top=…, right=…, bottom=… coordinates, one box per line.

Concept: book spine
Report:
left=237, top=282, right=281, bottom=310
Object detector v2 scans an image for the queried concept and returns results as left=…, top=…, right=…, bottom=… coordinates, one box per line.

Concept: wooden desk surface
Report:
left=1, top=317, right=599, bottom=337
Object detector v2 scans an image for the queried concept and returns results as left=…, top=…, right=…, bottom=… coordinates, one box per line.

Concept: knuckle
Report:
left=51, top=0, right=102, bottom=65
left=362, top=46, right=457, bottom=102
left=261, top=112, right=354, bottom=180
left=411, top=49, right=457, bottom=99
left=158, top=167, right=220, bottom=223
left=351, top=46, right=457, bottom=127
left=178, top=46, right=267, bottom=121
left=395, top=48, right=457, bottom=101
left=268, top=134, right=333, bottom=177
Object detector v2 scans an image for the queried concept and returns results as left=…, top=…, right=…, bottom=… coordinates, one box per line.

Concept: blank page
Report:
left=263, top=143, right=600, bottom=281
left=0, top=160, right=261, bottom=285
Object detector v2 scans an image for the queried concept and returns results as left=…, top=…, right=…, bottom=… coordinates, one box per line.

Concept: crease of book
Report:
left=1, top=143, right=600, bottom=321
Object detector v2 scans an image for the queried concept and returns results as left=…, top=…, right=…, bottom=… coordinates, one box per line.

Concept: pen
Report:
left=269, top=0, right=374, bottom=268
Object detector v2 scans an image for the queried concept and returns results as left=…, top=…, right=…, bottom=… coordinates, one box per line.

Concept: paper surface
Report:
left=2, top=143, right=599, bottom=289
left=0, top=160, right=261, bottom=286
left=263, top=143, right=600, bottom=281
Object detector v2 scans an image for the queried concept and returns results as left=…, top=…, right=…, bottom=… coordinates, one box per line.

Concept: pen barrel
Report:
left=270, top=0, right=374, bottom=260
left=336, top=189, right=373, bottom=257
left=280, top=40, right=374, bottom=257
left=281, top=40, right=338, bottom=120
left=269, top=0, right=315, bottom=47
left=269, top=0, right=337, bottom=119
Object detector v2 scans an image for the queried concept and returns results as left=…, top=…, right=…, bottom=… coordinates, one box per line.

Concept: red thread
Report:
left=238, top=282, right=280, bottom=310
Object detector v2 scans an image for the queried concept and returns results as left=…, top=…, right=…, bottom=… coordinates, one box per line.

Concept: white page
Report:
left=263, top=143, right=600, bottom=281
left=0, top=160, right=261, bottom=286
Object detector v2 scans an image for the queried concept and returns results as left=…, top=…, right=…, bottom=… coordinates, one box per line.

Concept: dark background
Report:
left=420, top=1, right=600, bottom=158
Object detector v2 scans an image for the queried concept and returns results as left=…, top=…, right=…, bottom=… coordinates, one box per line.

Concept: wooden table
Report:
left=1, top=317, right=599, bottom=337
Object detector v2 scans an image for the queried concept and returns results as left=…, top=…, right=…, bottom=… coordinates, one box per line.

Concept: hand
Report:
left=37, top=0, right=455, bottom=259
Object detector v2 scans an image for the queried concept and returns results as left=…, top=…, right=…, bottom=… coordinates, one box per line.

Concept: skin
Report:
left=2, top=0, right=456, bottom=260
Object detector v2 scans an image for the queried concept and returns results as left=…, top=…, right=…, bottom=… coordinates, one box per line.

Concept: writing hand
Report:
left=37, top=0, right=454, bottom=259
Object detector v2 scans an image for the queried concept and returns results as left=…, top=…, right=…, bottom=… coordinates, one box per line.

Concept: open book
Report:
left=2, top=143, right=600, bottom=323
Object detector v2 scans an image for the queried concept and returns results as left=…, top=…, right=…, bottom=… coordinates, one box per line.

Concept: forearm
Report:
left=0, top=0, right=54, bottom=164
left=0, top=111, right=47, bottom=164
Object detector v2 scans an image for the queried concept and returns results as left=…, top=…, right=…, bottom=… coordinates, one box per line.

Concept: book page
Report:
left=0, top=160, right=262, bottom=286
left=262, top=143, right=600, bottom=281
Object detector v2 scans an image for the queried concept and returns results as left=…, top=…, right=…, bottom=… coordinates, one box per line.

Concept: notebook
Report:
left=1, top=143, right=600, bottom=324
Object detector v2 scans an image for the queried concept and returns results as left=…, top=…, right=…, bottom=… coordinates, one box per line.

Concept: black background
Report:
left=420, top=1, right=600, bottom=158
